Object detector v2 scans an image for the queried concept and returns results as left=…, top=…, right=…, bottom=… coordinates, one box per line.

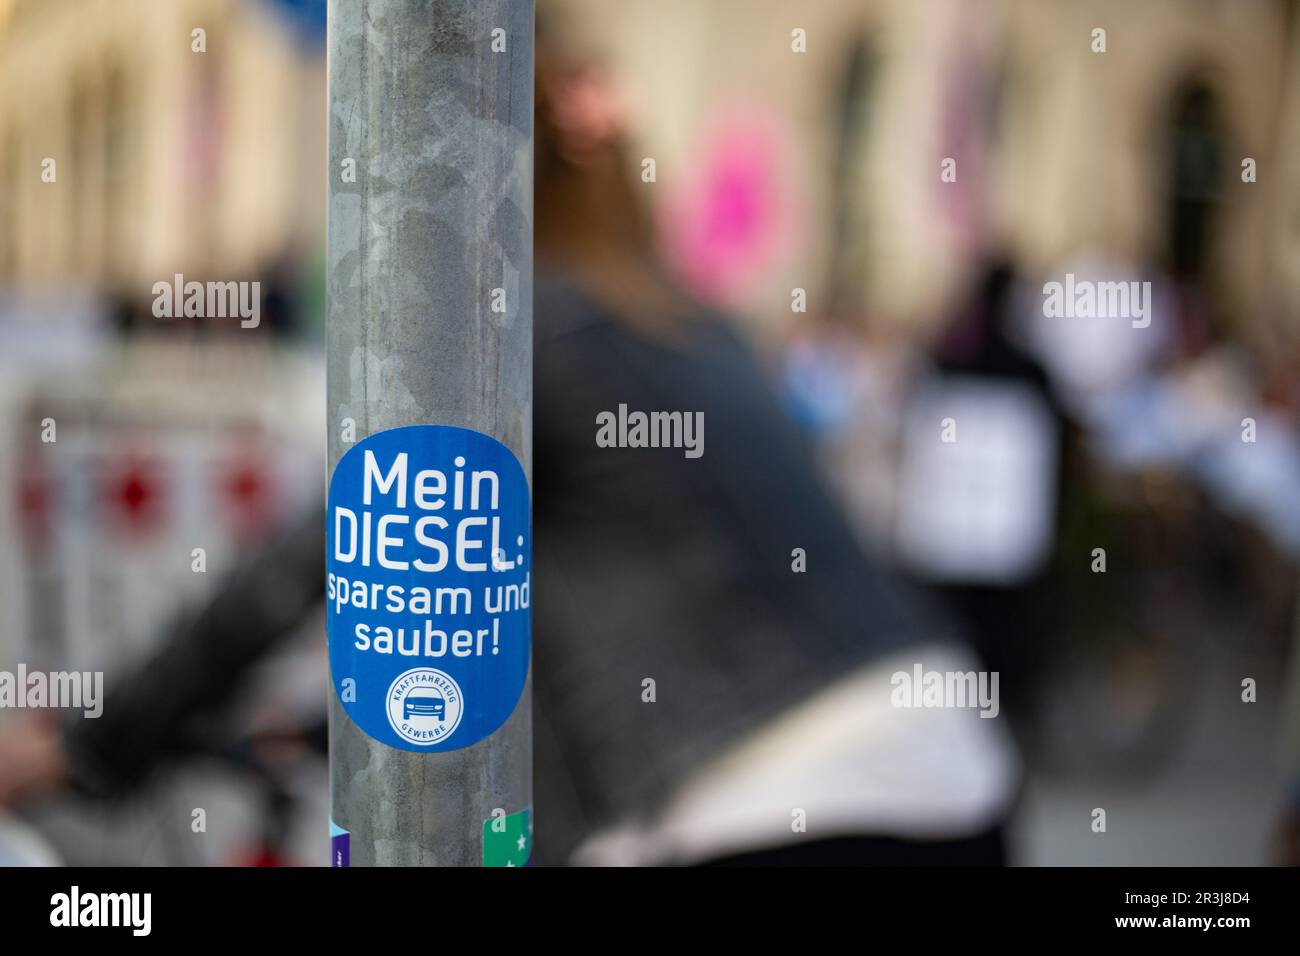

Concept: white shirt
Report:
left=574, top=642, right=1020, bottom=865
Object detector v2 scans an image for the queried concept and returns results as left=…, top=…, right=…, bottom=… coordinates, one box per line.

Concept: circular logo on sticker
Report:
left=386, top=667, right=464, bottom=746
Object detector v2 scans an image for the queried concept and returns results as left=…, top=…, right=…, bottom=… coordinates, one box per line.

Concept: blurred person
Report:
left=528, top=13, right=1017, bottom=865
left=0, top=505, right=325, bottom=808
left=891, top=261, right=1069, bottom=710
left=779, top=314, right=922, bottom=553
left=0, top=10, right=1020, bottom=866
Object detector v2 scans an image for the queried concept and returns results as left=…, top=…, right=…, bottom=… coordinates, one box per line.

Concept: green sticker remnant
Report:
left=483, top=807, right=532, bottom=867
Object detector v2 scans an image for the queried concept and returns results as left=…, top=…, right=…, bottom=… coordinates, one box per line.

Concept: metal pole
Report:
left=326, top=0, right=533, bottom=866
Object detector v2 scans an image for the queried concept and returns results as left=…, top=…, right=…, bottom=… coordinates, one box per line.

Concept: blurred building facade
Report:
left=557, top=0, right=1300, bottom=337
left=0, top=0, right=325, bottom=292
left=3, top=0, right=1296, bottom=333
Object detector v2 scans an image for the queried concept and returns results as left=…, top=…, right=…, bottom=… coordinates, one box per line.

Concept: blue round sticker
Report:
left=327, top=425, right=530, bottom=753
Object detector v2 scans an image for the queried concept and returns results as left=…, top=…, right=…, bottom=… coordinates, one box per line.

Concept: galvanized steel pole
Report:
left=326, top=0, right=533, bottom=866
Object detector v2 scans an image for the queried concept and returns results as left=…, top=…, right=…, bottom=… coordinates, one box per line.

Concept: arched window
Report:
left=1164, top=78, right=1225, bottom=279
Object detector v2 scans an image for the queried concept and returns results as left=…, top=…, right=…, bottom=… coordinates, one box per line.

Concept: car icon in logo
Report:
left=403, top=690, right=446, bottom=722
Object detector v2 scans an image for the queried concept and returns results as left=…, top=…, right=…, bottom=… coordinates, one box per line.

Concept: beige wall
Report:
left=3, top=0, right=1296, bottom=333
left=561, top=0, right=1300, bottom=335
left=1000, top=0, right=1294, bottom=323
left=0, top=0, right=324, bottom=292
